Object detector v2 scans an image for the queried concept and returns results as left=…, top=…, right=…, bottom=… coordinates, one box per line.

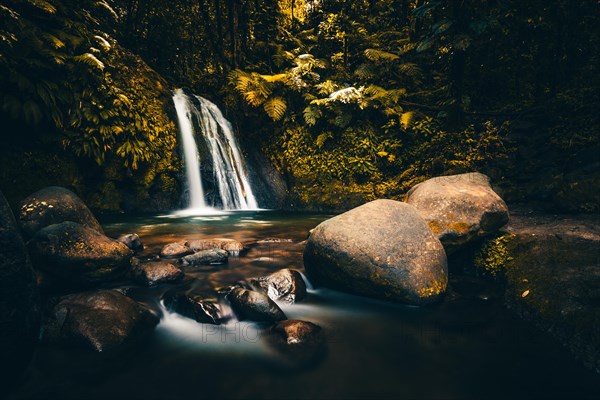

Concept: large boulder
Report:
left=0, top=191, right=40, bottom=389
left=484, top=213, right=600, bottom=373
left=28, top=221, right=132, bottom=285
left=304, top=199, right=447, bottom=305
left=406, top=172, right=509, bottom=251
left=43, top=290, right=159, bottom=352
left=18, top=186, right=104, bottom=239
left=248, top=268, right=307, bottom=303
left=226, top=287, right=286, bottom=322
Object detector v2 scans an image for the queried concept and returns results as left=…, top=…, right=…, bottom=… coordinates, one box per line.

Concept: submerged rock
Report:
left=160, top=242, right=192, bottom=258
left=0, top=190, right=40, bottom=389
left=163, top=293, right=222, bottom=324
left=117, top=233, right=144, bottom=252
left=304, top=199, right=448, bottom=305
left=266, top=320, right=326, bottom=368
left=406, top=172, right=509, bottom=252
left=28, top=221, right=132, bottom=285
left=249, top=268, right=307, bottom=303
left=18, top=186, right=104, bottom=239
left=186, top=238, right=245, bottom=256
left=226, top=287, right=286, bottom=322
left=130, top=259, right=184, bottom=286
left=43, top=290, right=159, bottom=352
left=179, top=248, right=228, bottom=266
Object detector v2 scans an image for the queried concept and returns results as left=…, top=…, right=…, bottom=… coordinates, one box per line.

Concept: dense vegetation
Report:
left=1, top=0, right=598, bottom=211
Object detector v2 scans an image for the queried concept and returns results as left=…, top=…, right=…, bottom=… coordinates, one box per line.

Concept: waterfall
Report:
left=173, top=89, right=207, bottom=210
left=172, top=89, right=259, bottom=211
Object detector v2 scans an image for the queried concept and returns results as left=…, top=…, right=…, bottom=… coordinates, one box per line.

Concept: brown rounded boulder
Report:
left=406, top=172, right=509, bottom=252
left=304, top=199, right=447, bottom=305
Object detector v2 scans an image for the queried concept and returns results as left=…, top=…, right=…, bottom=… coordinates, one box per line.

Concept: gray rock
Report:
left=18, top=186, right=103, bottom=239
left=304, top=199, right=448, bottom=305
left=130, top=259, right=184, bottom=286
left=186, top=238, right=245, bottom=256
left=179, top=248, right=228, bottom=266
left=28, top=221, right=132, bottom=284
left=0, top=190, right=40, bottom=389
left=117, top=233, right=144, bottom=252
left=160, top=242, right=192, bottom=258
left=406, top=172, right=509, bottom=252
left=43, top=290, right=159, bottom=352
left=163, top=293, right=222, bottom=324
left=249, top=268, right=307, bottom=303
left=226, top=287, right=286, bottom=322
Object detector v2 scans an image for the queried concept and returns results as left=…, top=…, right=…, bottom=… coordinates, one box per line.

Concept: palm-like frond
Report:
left=263, top=97, right=287, bottom=121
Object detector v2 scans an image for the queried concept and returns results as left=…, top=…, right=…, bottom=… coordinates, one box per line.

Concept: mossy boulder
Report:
left=477, top=213, right=600, bottom=373
left=18, top=186, right=104, bottom=239
left=303, top=199, right=448, bottom=305
left=28, top=221, right=132, bottom=285
left=406, top=172, right=509, bottom=253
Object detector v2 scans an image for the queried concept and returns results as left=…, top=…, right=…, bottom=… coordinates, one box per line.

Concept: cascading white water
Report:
left=173, top=89, right=207, bottom=210
left=172, top=89, right=259, bottom=211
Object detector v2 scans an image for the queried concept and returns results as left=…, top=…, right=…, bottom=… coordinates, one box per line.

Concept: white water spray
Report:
left=172, top=89, right=259, bottom=212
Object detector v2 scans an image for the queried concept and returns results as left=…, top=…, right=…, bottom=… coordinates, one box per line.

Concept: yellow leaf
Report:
left=521, top=290, right=530, bottom=298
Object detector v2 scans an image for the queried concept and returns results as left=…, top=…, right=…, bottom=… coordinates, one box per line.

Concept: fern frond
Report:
left=315, top=132, right=333, bottom=148
left=74, top=53, right=105, bottom=70
left=263, top=97, right=287, bottom=121
left=29, top=0, right=57, bottom=14
left=303, top=106, right=322, bottom=126
left=401, top=111, right=416, bottom=129
left=364, top=48, right=400, bottom=62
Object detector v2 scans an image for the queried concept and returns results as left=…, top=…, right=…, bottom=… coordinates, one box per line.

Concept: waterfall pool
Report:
left=11, top=211, right=599, bottom=400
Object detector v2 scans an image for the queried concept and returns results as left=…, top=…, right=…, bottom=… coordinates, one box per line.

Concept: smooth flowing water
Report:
left=12, top=211, right=599, bottom=400
left=172, top=89, right=207, bottom=210
left=172, top=89, right=258, bottom=211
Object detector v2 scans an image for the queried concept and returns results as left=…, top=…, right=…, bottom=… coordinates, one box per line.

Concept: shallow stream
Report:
left=11, top=211, right=600, bottom=399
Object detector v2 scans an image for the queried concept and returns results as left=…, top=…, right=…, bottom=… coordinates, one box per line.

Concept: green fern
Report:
left=263, top=97, right=287, bottom=121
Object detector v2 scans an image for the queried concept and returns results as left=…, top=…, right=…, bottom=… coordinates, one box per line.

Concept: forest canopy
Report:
left=1, top=0, right=598, bottom=211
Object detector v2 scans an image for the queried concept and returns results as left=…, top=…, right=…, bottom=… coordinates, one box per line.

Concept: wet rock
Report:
left=226, top=287, right=286, bottom=322
left=249, top=268, right=307, bottom=303
left=266, top=320, right=326, bottom=367
left=501, top=230, right=600, bottom=373
left=160, top=242, right=192, bottom=258
left=28, top=221, right=132, bottom=285
left=163, top=293, right=222, bottom=324
left=43, top=290, right=159, bottom=352
left=179, top=248, right=228, bottom=266
left=117, top=233, right=144, bottom=252
left=0, top=190, right=40, bottom=389
left=186, top=238, right=245, bottom=256
left=130, top=259, right=184, bottom=286
left=18, top=186, right=104, bottom=239
left=304, top=199, right=448, bottom=305
left=406, top=172, right=509, bottom=252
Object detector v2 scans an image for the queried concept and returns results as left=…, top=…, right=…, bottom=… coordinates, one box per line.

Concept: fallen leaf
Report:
left=521, top=290, right=530, bottom=298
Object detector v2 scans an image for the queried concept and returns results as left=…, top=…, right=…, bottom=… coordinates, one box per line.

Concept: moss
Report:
left=427, top=220, right=444, bottom=235
left=474, top=233, right=516, bottom=277
left=449, top=221, right=471, bottom=234
left=417, top=277, right=447, bottom=299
